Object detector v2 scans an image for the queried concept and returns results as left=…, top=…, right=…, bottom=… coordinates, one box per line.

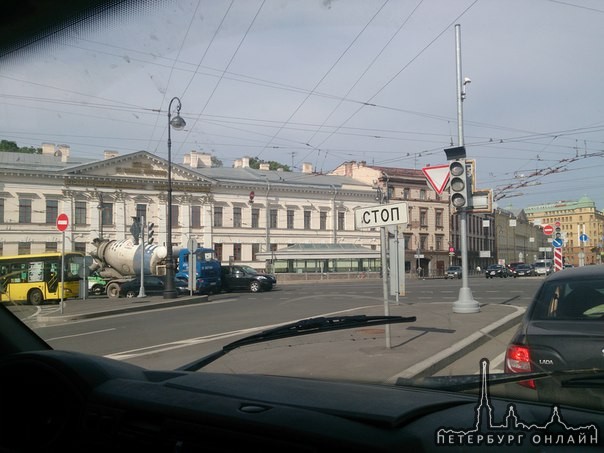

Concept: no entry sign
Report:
left=56, top=213, right=69, bottom=232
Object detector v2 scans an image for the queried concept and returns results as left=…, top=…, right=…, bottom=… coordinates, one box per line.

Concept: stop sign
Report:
left=56, top=213, right=69, bottom=232
left=543, top=224, right=554, bottom=236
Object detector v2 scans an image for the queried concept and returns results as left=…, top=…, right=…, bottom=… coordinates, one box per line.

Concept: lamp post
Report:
left=164, top=96, right=186, bottom=299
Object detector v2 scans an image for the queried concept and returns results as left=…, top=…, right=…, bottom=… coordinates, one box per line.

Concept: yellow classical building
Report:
left=524, top=196, right=604, bottom=266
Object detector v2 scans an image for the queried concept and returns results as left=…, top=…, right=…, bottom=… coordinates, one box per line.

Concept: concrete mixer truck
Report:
left=89, top=238, right=222, bottom=298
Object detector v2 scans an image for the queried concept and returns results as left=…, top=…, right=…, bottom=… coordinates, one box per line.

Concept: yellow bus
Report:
left=0, top=252, right=85, bottom=305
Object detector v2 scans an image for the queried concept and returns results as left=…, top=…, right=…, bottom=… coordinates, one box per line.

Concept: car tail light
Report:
left=505, top=344, right=536, bottom=389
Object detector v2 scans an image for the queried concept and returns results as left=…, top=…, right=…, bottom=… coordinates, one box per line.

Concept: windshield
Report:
left=2, top=0, right=604, bottom=421
left=240, top=266, right=259, bottom=275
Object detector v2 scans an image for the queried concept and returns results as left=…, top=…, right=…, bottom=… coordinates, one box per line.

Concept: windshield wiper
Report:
left=178, top=315, right=416, bottom=372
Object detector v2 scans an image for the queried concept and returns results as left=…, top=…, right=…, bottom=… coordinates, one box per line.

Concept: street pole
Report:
left=452, top=24, right=479, bottom=314
left=164, top=96, right=185, bottom=299
left=138, top=216, right=146, bottom=298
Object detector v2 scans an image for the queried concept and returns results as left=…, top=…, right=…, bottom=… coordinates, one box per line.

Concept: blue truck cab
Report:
left=175, top=247, right=221, bottom=294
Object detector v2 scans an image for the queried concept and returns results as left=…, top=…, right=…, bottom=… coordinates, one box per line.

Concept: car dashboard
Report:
left=0, top=350, right=602, bottom=452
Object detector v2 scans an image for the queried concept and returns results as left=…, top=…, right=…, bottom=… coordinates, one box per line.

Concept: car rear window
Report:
left=531, top=279, right=604, bottom=320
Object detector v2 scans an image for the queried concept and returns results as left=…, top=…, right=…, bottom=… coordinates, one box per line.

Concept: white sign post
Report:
left=56, top=213, right=69, bottom=314
left=355, top=202, right=408, bottom=349
left=354, top=202, right=409, bottom=229
left=187, top=238, right=198, bottom=295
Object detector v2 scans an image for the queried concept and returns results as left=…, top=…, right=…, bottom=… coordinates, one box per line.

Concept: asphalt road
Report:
left=29, top=276, right=543, bottom=370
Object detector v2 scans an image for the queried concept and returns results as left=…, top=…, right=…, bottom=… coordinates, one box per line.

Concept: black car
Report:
left=220, top=265, right=276, bottom=293
left=512, top=263, right=534, bottom=277
left=485, top=264, right=509, bottom=278
left=505, top=265, right=604, bottom=404
left=119, top=275, right=188, bottom=298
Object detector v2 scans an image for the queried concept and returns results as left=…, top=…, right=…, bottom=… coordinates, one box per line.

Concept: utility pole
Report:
left=452, top=24, right=480, bottom=314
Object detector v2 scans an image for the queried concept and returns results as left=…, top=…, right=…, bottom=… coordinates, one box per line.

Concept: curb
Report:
left=385, top=305, right=526, bottom=383
left=36, top=295, right=210, bottom=323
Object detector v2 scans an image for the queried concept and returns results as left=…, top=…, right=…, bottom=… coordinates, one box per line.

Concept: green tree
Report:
left=0, top=140, right=41, bottom=154
left=248, top=157, right=291, bottom=172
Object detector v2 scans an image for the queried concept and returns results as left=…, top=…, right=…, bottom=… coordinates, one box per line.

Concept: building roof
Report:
left=256, top=243, right=380, bottom=260
left=190, top=166, right=373, bottom=191
left=0, top=151, right=95, bottom=172
left=524, top=196, right=597, bottom=214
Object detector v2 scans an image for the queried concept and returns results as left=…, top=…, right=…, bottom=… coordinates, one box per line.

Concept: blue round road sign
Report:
left=580, top=234, right=588, bottom=242
left=552, top=238, right=564, bottom=248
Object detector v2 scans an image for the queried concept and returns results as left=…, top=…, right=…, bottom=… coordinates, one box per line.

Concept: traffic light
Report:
left=555, top=225, right=561, bottom=240
left=449, top=159, right=469, bottom=209
left=147, top=222, right=155, bottom=244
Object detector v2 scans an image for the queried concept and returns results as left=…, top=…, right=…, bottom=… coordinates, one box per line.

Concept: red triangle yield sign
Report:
left=422, top=164, right=450, bottom=194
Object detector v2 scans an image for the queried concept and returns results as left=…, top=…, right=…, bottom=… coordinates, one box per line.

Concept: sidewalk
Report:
left=27, top=294, right=525, bottom=381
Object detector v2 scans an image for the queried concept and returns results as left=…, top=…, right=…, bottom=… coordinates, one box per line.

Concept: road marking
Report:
left=104, top=305, right=381, bottom=361
left=490, top=351, right=506, bottom=373
left=46, top=328, right=116, bottom=342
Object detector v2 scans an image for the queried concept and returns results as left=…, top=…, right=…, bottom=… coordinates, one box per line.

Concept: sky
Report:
left=2, top=0, right=604, bottom=210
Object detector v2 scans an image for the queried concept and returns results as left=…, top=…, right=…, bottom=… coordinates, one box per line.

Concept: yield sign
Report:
left=422, top=164, right=450, bottom=194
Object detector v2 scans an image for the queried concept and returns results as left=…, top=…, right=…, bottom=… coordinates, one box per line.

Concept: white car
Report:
left=533, top=262, right=553, bottom=276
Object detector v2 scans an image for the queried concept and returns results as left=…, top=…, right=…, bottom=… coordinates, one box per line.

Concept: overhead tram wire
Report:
left=303, top=0, right=480, bottom=165
left=255, top=0, right=392, bottom=162
left=175, top=0, right=267, bottom=162
left=147, top=0, right=202, bottom=154
left=302, top=0, right=425, bottom=171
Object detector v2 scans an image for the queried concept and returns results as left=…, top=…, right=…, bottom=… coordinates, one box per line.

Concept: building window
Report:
left=435, top=209, right=443, bottom=228
left=191, top=205, right=201, bottom=228
left=270, top=209, right=278, bottom=229
left=420, top=209, right=428, bottom=227
left=0, top=198, right=4, bottom=223
left=287, top=209, right=294, bottom=229
left=252, top=243, right=260, bottom=261
left=233, top=243, right=242, bottom=261
left=403, top=188, right=410, bottom=200
left=419, top=189, right=426, bottom=200
left=420, top=234, right=428, bottom=250
left=251, top=208, right=259, bottom=228
left=19, top=199, right=32, bottom=223
left=171, top=204, right=179, bottom=228
left=435, top=235, right=444, bottom=251
left=404, top=235, right=413, bottom=250
left=101, top=202, right=113, bottom=226
left=213, top=206, right=222, bottom=227
left=319, top=211, right=327, bottom=230
left=18, top=242, right=31, bottom=255
left=304, top=210, right=311, bottom=230
left=337, top=211, right=345, bottom=230
left=45, top=242, right=58, bottom=252
left=74, top=242, right=86, bottom=254
left=46, top=199, right=58, bottom=224
left=233, top=207, right=242, bottom=228
left=74, top=201, right=86, bottom=225
left=214, top=243, right=223, bottom=261
left=136, top=203, right=147, bottom=221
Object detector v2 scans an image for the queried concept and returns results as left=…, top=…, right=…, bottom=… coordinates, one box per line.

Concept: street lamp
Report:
left=164, top=96, right=186, bottom=299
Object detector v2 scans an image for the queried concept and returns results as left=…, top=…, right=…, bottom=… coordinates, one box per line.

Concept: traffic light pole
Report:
left=452, top=24, right=479, bottom=314
left=138, top=216, right=146, bottom=298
